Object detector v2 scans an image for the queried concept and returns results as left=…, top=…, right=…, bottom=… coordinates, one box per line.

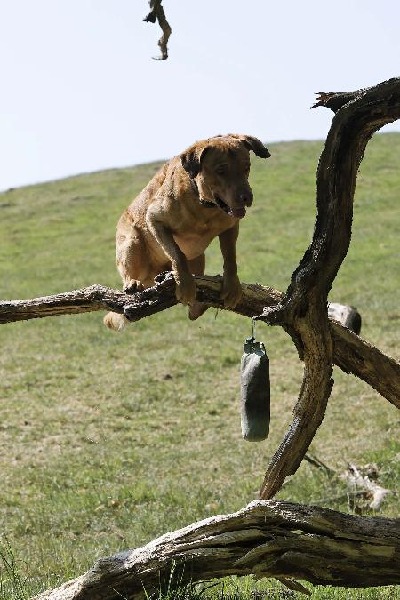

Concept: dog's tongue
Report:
left=229, top=207, right=246, bottom=219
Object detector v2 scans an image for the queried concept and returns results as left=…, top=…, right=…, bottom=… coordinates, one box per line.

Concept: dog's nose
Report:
left=240, top=191, right=253, bottom=206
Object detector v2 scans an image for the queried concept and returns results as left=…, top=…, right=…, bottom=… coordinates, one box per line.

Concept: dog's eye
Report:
left=215, top=164, right=228, bottom=175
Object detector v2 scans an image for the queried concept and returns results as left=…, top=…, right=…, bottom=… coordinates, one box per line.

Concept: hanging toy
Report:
left=240, top=319, right=270, bottom=442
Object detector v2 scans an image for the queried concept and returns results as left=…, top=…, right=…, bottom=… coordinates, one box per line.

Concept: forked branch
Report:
left=1, top=275, right=399, bottom=411
left=256, top=77, right=400, bottom=499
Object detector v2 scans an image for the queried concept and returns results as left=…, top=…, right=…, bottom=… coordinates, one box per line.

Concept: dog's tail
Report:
left=103, top=311, right=128, bottom=331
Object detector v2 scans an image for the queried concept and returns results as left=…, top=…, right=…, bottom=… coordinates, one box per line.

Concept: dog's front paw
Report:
left=123, top=280, right=143, bottom=294
left=221, top=274, right=243, bottom=309
left=175, top=272, right=197, bottom=305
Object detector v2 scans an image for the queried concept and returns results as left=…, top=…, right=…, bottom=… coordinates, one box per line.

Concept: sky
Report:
left=1, top=0, right=400, bottom=192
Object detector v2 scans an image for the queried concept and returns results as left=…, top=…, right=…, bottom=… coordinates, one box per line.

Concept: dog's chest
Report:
left=173, top=214, right=234, bottom=260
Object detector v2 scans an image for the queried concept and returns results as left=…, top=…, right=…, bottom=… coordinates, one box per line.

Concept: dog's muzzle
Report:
left=213, top=191, right=253, bottom=219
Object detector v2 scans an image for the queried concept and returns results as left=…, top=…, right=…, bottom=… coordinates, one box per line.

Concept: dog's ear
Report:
left=181, top=147, right=209, bottom=178
left=180, top=150, right=200, bottom=179
left=229, top=134, right=271, bottom=159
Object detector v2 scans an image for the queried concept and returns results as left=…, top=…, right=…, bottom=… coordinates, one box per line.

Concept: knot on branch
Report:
left=124, top=272, right=177, bottom=321
left=254, top=301, right=288, bottom=326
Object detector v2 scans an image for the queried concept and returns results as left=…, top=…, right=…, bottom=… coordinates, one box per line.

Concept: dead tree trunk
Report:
left=33, top=500, right=400, bottom=600
left=256, top=77, right=400, bottom=498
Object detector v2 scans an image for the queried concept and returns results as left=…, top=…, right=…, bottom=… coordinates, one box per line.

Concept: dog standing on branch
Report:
left=104, top=134, right=270, bottom=330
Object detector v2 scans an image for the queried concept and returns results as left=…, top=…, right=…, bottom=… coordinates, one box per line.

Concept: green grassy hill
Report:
left=0, top=134, right=399, bottom=599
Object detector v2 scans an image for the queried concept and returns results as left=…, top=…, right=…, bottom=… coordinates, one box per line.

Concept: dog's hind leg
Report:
left=104, top=214, right=155, bottom=331
left=115, top=216, right=149, bottom=293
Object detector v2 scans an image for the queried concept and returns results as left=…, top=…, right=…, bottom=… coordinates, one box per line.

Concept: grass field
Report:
left=0, top=133, right=399, bottom=599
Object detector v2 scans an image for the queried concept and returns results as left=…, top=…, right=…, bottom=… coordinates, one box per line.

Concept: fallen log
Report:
left=33, top=500, right=400, bottom=600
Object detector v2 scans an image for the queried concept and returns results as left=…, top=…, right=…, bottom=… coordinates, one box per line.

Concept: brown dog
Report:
left=104, top=134, right=270, bottom=330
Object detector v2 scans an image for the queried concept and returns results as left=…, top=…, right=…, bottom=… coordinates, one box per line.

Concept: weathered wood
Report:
left=0, top=283, right=175, bottom=324
left=32, top=500, right=400, bottom=600
left=256, top=77, right=400, bottom=499
left=328, top=302, right=361, bottom=335
left=1, top=275, right=399, bottom=412
left=330, top=321, right=400, bottom=409
left=0, top=285, right=131, bottom=323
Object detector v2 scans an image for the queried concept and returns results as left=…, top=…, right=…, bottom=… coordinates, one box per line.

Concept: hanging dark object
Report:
left=240, top=323, right=270, bottom=442
left=143, top=0, right=172, bottom=60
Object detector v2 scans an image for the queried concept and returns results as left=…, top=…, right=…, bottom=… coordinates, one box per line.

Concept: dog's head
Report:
left=180, top=134, right=270, bottom=219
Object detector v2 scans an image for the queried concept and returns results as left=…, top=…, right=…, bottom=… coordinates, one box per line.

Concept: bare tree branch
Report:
left=33, top=500, right=400, bottom=600
left=1, top=275, right=399, bottom=411
left=256, top=77, right=400, bottom=499
left=311, top=90, right=365, bottom=112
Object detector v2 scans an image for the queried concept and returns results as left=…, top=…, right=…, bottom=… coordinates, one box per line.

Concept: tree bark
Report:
left=256, top=77, right=400, bottom=499
left=1, top=275, right=399, bottom=412
left=33, top=500, right=400, bottom=600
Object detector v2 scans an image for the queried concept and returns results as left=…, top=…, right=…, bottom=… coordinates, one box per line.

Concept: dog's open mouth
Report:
left=214, top=195, right=246, bottom=219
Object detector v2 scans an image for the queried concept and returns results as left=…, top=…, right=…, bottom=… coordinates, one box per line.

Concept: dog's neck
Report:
left=189, top=177, right=216, bottom=209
